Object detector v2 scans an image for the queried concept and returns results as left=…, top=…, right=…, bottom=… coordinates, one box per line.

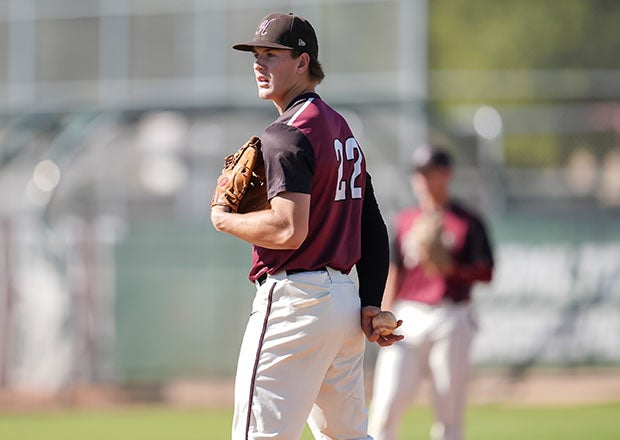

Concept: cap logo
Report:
left=256, top=18, right=276, bottom=36
left=298, top=39, right=306, bottom=47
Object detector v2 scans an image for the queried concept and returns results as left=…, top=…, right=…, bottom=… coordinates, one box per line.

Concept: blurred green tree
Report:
left=430, top=0, right=620, bottom=69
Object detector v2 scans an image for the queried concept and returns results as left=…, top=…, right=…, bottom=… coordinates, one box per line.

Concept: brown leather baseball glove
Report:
left=211, top=136, right=270, bottom=213
left=403, top=210, right=452, bottom=275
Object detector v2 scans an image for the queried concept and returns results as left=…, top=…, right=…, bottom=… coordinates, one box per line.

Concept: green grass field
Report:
left=0, top=403, right=618, bottom=439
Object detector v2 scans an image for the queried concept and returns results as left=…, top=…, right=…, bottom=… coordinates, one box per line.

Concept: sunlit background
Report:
left=0, top=0, right=619, bottom=408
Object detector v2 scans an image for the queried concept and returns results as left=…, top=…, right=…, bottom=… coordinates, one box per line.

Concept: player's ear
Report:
left=296, top=53, right=310, bottom=73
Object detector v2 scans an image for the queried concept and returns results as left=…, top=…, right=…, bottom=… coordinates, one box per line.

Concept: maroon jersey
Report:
left=392, top=202, right=494, bottom=304
left=248, top=93, right=367, bottom=282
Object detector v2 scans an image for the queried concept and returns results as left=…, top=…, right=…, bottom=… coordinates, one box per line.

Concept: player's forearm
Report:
left=211, top=192, right=310, bottom=249
left=211, top=208, right=306, bottom=249
left=357, top=227, right=389, bottom=307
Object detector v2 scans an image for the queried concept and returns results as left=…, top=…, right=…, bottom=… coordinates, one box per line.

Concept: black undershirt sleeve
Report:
left=356, top=174, right=390, bottom=307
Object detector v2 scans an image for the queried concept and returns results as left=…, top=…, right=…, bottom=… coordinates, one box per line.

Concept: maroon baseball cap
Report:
left=233, top=13, right=319, bottom=60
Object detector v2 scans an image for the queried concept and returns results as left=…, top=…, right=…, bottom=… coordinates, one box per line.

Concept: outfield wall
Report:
left=110, top=215, right=620, bottom=384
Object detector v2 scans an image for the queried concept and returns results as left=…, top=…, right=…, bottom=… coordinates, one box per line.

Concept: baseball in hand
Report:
left=372, top=311, right=398, bottom=336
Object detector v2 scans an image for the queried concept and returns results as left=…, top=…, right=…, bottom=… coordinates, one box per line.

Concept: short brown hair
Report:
left=291, top=49, right=325, bottom=84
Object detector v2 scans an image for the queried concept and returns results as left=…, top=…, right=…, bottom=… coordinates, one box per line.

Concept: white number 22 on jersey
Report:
left=334, top=137, right=363, bottom=201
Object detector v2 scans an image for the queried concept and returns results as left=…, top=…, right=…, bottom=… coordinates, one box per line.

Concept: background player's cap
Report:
left=233, top=13, right=319, bottom=60
left=411, top=144, right=453, bottom=172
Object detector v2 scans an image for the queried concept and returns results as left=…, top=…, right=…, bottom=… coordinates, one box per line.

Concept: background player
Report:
left=368, top=144, right=495, bottom=440
left=211, top=12, right=402, bottom=439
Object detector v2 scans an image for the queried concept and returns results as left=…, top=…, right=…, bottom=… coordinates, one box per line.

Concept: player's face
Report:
left=411, top=167, right=451, bottom=202
left=252, top=47, right=302, bottom=107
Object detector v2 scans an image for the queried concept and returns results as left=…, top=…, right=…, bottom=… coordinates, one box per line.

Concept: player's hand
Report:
left=361, top=306, right=404, bottom=347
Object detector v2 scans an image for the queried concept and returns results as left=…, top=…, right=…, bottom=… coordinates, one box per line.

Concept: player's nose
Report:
left=254, top=59, right=266, bottom=74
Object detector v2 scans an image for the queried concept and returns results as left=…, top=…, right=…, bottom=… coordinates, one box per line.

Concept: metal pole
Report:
left=8, top=0, right=36, bottom=110
left=398, top=0, right=428, bottom=163
left=0, top=218, right=16, bottom=388
left=99, top=0, right=130, bottom=106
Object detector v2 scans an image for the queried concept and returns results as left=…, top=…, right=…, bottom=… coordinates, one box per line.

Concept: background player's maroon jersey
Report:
left=248, top=93, right=366, bottom=282
left=393, top=202, right=494, bottom=304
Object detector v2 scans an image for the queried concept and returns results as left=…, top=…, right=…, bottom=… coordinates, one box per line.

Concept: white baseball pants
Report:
left=232, top=267, right=372, bottom=440
left=368, top=299, right=477, bottom=440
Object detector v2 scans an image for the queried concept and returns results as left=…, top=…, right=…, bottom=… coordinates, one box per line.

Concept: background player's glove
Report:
left=211, top=136, right=270, bottom=213
left=403, top=210, right=452, bottom=275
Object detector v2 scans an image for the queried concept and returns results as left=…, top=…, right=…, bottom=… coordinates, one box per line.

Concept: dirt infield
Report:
left=161, top=367, right=620, bottom=408
left=462, top=367, right=620, bottom=405
left=1, top=368, right=619, bottom=410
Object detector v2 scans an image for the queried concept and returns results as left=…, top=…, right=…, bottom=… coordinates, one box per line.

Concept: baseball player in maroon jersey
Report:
left=211, top=12, right=402, bottom=440
left=368, top=145, right=494, bottom=440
